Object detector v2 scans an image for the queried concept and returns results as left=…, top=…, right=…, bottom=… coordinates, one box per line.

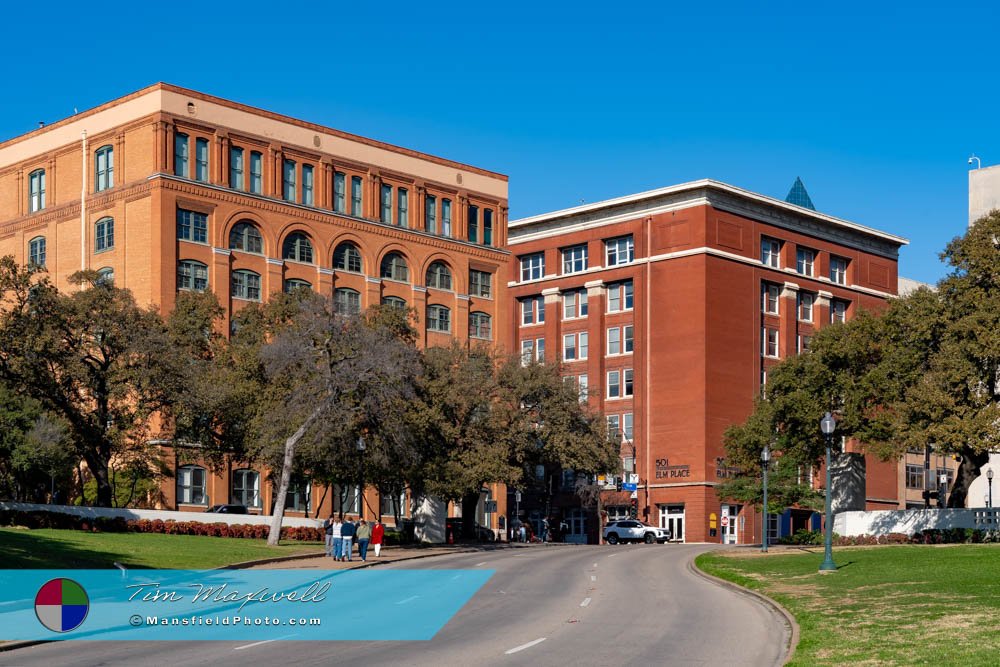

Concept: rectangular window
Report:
left=229, top=147, right=244, bottom=190
left=578, top=374, right=588, bottom=402
left=249, top=151, right=263, bottom=194
left=468, top=205, right=479, bottom=243
left=563, top=334, right=577, bottom=361
left=351, top=176, right=363, bottom=216
left=797, top=335, right=812, bottom=353
left=520, top=253, right=545, bottom=281
left=174, top=133, right=189, bottom=177
left=608, top=280, right=634, bottom=312
left=283, top=159, right=297, bottom=202
left=830, top=256, right=848, bottom=285
left=763, top=328, right=779, bottom=358
left=562, top=244, right=588, bottom=274
left=563, top=292, right=577, bottom=320
left=521, top=296, right=544, bottom=326
left=95, top=146, right=114, bottom=192
left=95, top=218, right=114, bottom=252
left=29, top=237, right=46, bottom=268
left=607, top=371, right=621, bottom=398
left=333, top=172, right=346, bottom=213
left=607, top=415, right=621, bottom=439
left=28, top=170, right=45, bottom=212
left=796, top=247, right=815, bottom=276
left=906, top=465, right=924, bottom=489
left=831, top=300, right=848, bottom=324
left=536, top=338, right=545, bottom=362
left=624, top=325, right=633, bottom=353
left=579, top=332, right=589, bottom=359
left=195, top=138, right=209, bottom=182
left=608, top=327, right=621, bottom=355
left=762, top=283, right=780, bottom=315
left=425, top=195, right=437, bottom=233
left=442, top=198, right=452, bottom=237
left=623, top=368, right=633, bottom=396
left=761, top=237, right=781, bottom=268
left=623, top=413, right=634, bottom=440
left=177, top=208, right=208, bottom=243
left=484, top=209, right=494, bottom=246
left=605, top=236, right=634, bottom=266
left=798, top=292, right=814, bottom=322
left=521, top=340, right=534, bottom=366
left=397, top=188, right=408, bottom=227
left=380, top=184, right=392, bottom=223
left=302, top=165, right=314, bottom=206
left=470, top=269, right=492, bottom=298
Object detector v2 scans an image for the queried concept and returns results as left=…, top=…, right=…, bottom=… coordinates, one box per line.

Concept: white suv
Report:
left=603, top=520, right=671, bottom=544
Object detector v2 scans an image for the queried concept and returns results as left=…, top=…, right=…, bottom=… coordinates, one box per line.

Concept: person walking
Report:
left=340, top=516, right=356, bottom=561
left=519, top=522, right=526, bottom=543
left=331, top=516, right=343, bottom=561
left=371, top=520, right=385, bottom=558
left=356, top=519, right=372, bottom=562
left=323, top=514, right=335, bottom=556
left=541, top=518, right=550, bottom=543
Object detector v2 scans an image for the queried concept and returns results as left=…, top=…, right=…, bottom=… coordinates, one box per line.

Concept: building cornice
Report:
left=510, top=180, right=907, bottom=260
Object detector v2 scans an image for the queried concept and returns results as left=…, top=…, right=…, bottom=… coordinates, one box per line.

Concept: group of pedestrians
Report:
left=323, top=515, right=385, bottom=563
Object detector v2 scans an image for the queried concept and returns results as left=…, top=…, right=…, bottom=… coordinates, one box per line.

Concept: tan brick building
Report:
left=0, top=83, right=509, bottom=524
left=508, top=181, right=909, bottom=543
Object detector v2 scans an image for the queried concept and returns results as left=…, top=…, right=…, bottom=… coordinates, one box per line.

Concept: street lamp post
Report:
left=819, top=412, right=837, bottom=573
left=356, top=436, right=366, bottom=519
left=988, top=468, right=994, bottom=508
left=761, top=444, right=770, bottom=553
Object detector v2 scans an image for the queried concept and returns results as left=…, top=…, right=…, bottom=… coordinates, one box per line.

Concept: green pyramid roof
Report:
left=785, top=177, right=816, bottom=210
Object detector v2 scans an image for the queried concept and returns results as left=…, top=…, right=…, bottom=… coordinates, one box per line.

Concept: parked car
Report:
left=205, top=504, right=249, bottom=514
left=602, top=520, right=671, bottom=544
left=446, top=518, right=497, bottom=542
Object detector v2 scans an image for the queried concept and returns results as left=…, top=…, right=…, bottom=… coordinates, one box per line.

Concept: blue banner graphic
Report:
left=0, top=569, right=492, bottom=641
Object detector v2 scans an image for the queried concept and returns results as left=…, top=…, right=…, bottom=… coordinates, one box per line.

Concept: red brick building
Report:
left=0, top=83, right=509, bottom=525
left=508, top=180, right=908, bottom=543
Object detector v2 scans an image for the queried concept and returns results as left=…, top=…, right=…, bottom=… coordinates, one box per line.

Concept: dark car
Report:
left=446, top=517, right=496, bottom=542
left=205, top=504, right=249, bottom=514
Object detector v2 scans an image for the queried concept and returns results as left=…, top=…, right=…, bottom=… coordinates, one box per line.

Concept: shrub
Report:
left=777, top=529, right=823, bottom=545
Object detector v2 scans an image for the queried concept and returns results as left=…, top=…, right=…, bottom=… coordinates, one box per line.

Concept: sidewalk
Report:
left=245, top=541, right=546, bottom=570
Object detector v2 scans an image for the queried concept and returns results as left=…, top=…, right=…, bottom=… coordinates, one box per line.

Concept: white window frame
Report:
left=831, top=300, right=847, bottom=324
left=623, top=325, right=633, bottom=353
left=607, top=326, right=621, bottom=355
left=578, top=374, right=588, bottom=402
left=521, top=340, right=534, bottom=366
left=796, top=247, right=815, bottom=277
left=623, top=368, right=633, bottom=397
left=763, top=283, right=780, bottom=315
left=605, top=236, right=634, bottom=267
left=607, top=281, right=634, bottom=312
left=798, top=292, right=814, bottom=322
left=763, top=328, right=779, bottom=358
left=761, top=237, right=781, bottom=268
left=607, top=370, right=621, bottom=398
left=562, top=245, right=588, bottom=274
left=520, top=253, right=545, bottom=282
left=563, top=333, right=578, bottom=361
left=830, top=256, right=848, bottom=285
left=623, top=412, right=634, bottom=440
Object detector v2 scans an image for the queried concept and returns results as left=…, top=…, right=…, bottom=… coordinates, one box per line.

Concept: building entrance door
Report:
left=721, top=504, right=740, bottom=544
left=658, top=504, right=685, bottom=542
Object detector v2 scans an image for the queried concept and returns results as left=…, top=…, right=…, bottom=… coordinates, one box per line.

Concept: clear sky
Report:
left=3, top=1, right=998, bottom=284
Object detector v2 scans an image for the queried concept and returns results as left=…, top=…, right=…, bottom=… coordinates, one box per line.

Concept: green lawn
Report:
left=696, top=545, right=1000, bottom=666
left=0, top=528, right=323, bottom=569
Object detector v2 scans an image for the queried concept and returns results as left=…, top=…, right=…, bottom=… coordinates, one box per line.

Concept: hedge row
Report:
left=0, top=509, right=322, bottom=541
left=777, top=527, right=1000, bottom=546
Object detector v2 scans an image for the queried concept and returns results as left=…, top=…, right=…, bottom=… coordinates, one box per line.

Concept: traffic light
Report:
left=630, top=498, right=638, bottom=518
left=615, top=478, right=622, bottom=492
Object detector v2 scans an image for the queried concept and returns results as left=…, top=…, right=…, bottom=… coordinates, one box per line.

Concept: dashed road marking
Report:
left=234, top=635, right=295, bottom=650
left=580, top=597, right=592, bottom=607
left=593, top=562, right=598, bottom=568
left=476, top=562, right=487, bottom=566
left=395, top=595, right=419, bottom=605
left=505, top=637, right=547, bottom=654
left=591, top=575, right=597, bottom=582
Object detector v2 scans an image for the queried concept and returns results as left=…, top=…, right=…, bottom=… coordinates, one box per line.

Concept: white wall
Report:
left=965, top=455, right=1000, bottom=508
left=834, top=508, right=1000, bottom=536
left=0, top=502, right=323, bottom=528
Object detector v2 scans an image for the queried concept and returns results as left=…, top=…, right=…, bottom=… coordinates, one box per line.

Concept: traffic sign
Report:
left=629, top=473, right=639, bottom=485
left=622, top=483, right=637, bottom=492
left=720, top=515, right=729, bottom=527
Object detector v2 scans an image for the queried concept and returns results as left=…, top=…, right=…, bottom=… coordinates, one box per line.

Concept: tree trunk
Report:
left=86, top=453, right=114, bottom=508
left=946, top=447, right=991, bottom=508
left=267, top=406, right=323, bottom=546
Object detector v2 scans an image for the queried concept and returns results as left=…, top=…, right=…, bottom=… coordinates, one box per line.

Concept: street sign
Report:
left=514, top=491, right=521, bottom=502
left=622, top=483, right=637, bottom=492
left=629, top=473, right=639, bottom=485
left=720, top=515, right=729, bottom=527
left=630, top=490, right=638, bottom=499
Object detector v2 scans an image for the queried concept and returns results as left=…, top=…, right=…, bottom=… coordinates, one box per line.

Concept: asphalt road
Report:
left=1, top=544, right=789, bottom=666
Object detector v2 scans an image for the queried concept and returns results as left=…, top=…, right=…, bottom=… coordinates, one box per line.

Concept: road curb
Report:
left=0, top=640, right=46, bottom=654
left=687, top=552, right=799, bottom=667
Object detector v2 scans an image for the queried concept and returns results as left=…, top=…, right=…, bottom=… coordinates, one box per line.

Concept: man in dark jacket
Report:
left=340, top=516, right=356, bottom=562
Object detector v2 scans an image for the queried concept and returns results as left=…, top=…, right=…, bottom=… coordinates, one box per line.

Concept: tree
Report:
left=0, top=260, right=189, bottom=507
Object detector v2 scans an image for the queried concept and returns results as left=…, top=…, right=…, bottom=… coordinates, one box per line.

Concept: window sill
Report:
left=94, top=247, right=114, bottom=255
left=232, top=296, right=262, bottom=303
left=178, top=238, right=210, bottom=246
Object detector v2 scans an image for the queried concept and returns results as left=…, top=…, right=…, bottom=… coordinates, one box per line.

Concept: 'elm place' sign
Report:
left=655, top=458, right=690, bottom=480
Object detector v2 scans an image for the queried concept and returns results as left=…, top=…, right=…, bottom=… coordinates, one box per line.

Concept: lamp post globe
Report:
left=761, top=444, right=771, bottom=553
left=819, top=412, right=837, bottom=573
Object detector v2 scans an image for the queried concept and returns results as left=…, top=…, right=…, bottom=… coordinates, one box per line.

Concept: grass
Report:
left=696, top=544, right=1000, bottom=666
left=0, top=527, right=323, bottom=569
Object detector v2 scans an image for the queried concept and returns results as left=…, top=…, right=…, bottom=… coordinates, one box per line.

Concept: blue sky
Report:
left=3, top=1, right=998, bottom=284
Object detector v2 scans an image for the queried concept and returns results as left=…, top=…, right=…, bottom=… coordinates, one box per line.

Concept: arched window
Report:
left=229, top=221, right=263, bottom=254
left=381, top=296, right=407, bottom=310
left=232, top=469, right=260, bottom=508
left=427, top=304, right=451, bottom=333
left=29, top=169, right=45, bottom=212
left=177, top=465, right=207, bottom=505
left=469, top=311, right=492, bottom=340
left=333, top=242, right=363, bottom=273
left=380, top=252, right=409, bottom=282
left=426, top=261, right=453, bottom=290
left=177, top=260, right=208, bottom=291
left=284, top=279, right=312, bottom=293
left=283, top=232, right=314, bottom=263
left=96, top=267, right=114, bottom=286
left=95, top=217, right=114, bottom=252
left=334, top=288, right=361, bottom=315
left=95, top=145, right=114, bottom=191
left=28, top=236, right=46, bottom=268
left=232, top=270, right=261, bottom=301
